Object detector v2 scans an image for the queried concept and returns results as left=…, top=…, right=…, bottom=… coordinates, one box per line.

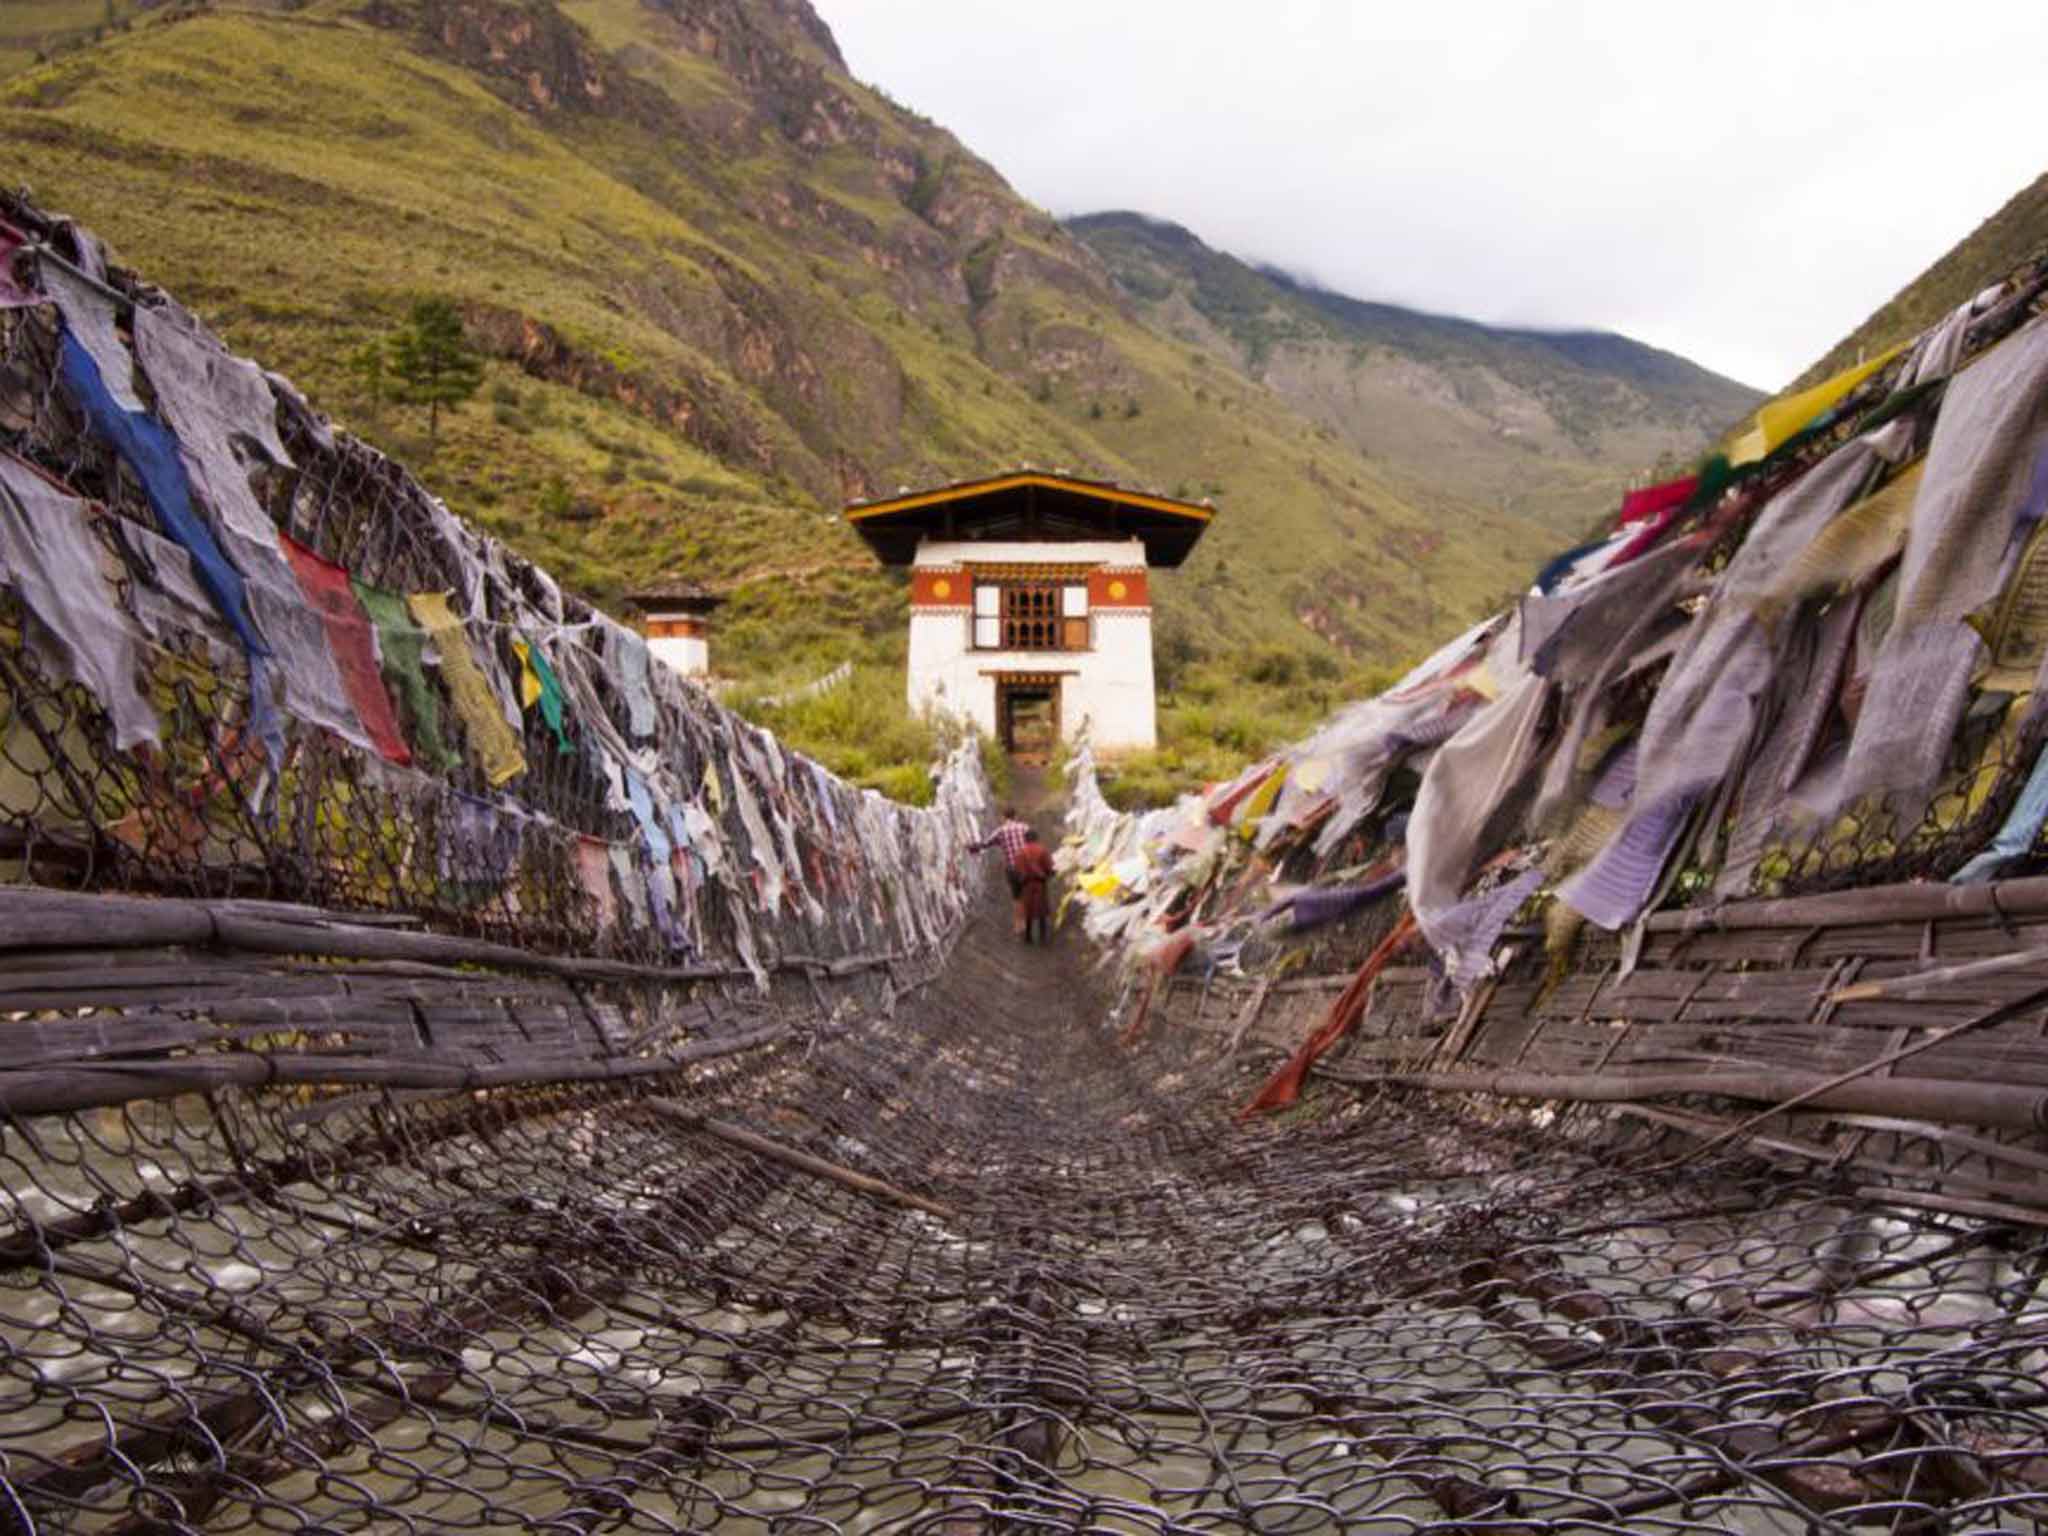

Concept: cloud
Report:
left=822, top=0, right=2048, bottom=389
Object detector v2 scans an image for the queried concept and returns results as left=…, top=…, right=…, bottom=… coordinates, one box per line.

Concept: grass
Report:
left=1095, top=650, right=1411, bottom=810
left=722, top=662, right=982, bottom=806
left=0, top=0, right=147, bottom=80
left=0, top=0, right=1619, bottom=805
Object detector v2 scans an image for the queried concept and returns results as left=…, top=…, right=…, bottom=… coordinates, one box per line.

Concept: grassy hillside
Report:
left=0, top=0, right=1726, bottom=796
left=1070, top=211, right=1763, bottom=542
left=0, top=0, right=155, bottom=79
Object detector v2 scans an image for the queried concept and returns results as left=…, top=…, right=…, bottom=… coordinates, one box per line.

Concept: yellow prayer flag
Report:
left=1080, top=863, right=1122, bottom=899
left=1237, top=763, right=1287, bottom=838
left=510, top=639, right=543, bottom=710
left=407, top=591, right=527, bottom=787
left=1729, top=344, right=1907, bottom=466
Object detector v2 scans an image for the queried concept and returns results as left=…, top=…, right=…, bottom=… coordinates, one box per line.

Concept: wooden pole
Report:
left=1338, top=1065, right=2048, bottom=1135
left=1663, top=982, right=2048, bottom=1167
left=0, top=887, right=903, bottom=986
left=1827, top=943, right=2048, bottom=1004
left=641, top=1098, right=961, bottom=1223
left=1648, top=874, right=2048, bottom=935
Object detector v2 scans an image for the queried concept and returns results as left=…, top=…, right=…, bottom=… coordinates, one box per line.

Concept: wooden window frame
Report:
left=971, top=579, right=1091, bottom=652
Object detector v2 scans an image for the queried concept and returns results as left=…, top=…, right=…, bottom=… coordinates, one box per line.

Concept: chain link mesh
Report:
left=5, top=931, right=2048, bottom=1532
left=6, top=199, right=2048, bottom=1535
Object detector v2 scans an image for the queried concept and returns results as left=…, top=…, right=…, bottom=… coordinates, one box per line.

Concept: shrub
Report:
left=729, top=665, right=960, bottom=807
left=538, top=477, right=574, bottom=521
left=862, top=762, right=933, bottom=806
left=1244, top=646, right=1302, bottom=687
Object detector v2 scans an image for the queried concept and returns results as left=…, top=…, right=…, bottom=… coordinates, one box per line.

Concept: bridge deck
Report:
left=4, top=877, right=2047, bottom=1533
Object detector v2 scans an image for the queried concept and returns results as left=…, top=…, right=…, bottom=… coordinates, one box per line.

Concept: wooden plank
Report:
left=1344, top=1064, right=2048, bottom=1133
left=0, top=887, right=905, bottom=986
left=1647, top=874, right=2048, bottom=934
left=0, top=1020, right=802, bottom=1117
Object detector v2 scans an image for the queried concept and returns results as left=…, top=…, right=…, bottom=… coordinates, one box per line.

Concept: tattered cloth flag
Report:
left=1835, top=318, right=2048, bottom=815
left=0, top=455, right=159, bottom=749
left=1119, top=927, right=1200, bottom=1049
left=130, top=304, right=372, bottom=756
left=57, top=332, right=266, bottom=658
left=605, top=620, right=660, bottom=743
left=511, top=638, right=574, bottom=755
left=577, top=835, right=618, bottom=932
left=1287, top=868, right=1406, bottom=933
left=1208, top=758, right=1281, bottom=826
left=1240, top=911, right=1419, bottom=1119
left=1728, top=343, right=1906, bottom=465
left=1618, top=474, right=1699, bottom=524
left=280, top=535, right=411, bottom=765
left=407, top=591, right=527, bottom=787
left=354, top=581, right=459, bottom=774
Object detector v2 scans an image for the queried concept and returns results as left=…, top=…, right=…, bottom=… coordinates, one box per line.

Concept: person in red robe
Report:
left=1012, top=827, right=1055, bottom=945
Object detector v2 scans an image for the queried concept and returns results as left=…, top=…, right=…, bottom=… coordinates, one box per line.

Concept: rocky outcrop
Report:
left=464, top=301, right=795, bottom=480
left=647, top=0, right=870, bottom=150
left=364, top=0, right=674, bottom=124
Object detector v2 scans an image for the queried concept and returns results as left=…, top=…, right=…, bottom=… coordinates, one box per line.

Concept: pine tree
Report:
left=390, top=299, right=484, bottom=441
left=348, top=338, right=390, bottom=417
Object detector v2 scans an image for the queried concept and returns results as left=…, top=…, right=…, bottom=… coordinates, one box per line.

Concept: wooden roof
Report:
left=845, top=471, right=1214, bottom=567
left=625, top=578, right=725, bottom=614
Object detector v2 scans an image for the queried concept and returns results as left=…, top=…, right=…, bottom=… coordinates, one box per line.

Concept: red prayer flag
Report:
left=1238, top=911, right=1418, bottom=1119
left=0, top=224, right=46, bottom=310
left=1207, top=758, right=1280, bottom=827
left=1617, top=475, right=1698, bottom=525
left=279, top=534, right=413, bottom=765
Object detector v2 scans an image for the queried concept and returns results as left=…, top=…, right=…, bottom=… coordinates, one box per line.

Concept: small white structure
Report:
left=627, top=579, right=724, bottom=679
left=846, top=471, right=1213, bottom=755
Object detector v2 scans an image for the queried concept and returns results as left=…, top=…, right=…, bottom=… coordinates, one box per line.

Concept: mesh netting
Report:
left=0, top=219, right=976, bottom=986
left=6, top=907, right=2048, bottom=1534
left=6, top=186, right=2048, bottom=1536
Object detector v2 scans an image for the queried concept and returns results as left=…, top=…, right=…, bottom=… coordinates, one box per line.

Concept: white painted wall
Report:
left=905, top=537, right=1157, bottom=751
left=912, top=538, right=1147, bottom=569
left=1070, top=612, right=1156, bottom=750
left=649, top=633, right=710, bottom=677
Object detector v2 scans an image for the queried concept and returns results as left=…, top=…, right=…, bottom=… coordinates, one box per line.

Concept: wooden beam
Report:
left=642, top=1098, right=961, bottom=1222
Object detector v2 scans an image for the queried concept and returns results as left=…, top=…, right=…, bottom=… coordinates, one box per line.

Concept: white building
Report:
left=627, top=579, right=724, bottom=678
left=846, top=471, right=1214, bottom=755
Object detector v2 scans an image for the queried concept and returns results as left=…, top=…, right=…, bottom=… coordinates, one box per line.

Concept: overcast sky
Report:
left=820, top=1, right=2048, bottom=391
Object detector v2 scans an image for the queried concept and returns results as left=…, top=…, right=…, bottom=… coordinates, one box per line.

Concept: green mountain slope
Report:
left=2, top=0, right=1572, bottom=671
left=0, top=0, right=155, bottom=79
left=1069, top=211, right=1764, bottom=541
left=0, top=0, right=1761, bottom=803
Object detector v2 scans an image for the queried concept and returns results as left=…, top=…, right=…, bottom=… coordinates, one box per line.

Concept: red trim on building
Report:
left=910, top=568, right=969, bottom=608
left=1087, top=568, right=1149, bottom=608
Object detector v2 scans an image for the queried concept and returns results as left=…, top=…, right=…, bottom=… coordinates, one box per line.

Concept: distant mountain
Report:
left=0, top=0, right=1749, bottom=716
left=4, top=0, right=1593, bottom=680
left=1068, top=211, right=1764, bottom=540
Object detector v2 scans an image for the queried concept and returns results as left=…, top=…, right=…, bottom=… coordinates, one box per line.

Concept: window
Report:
left=1002, top=583, right=1061, bottom=650
left=1062, top=585, right=1089, bottom=650
left=973, top=584, right=1000, bottom=649
left=971, top=580, right=1092, bottom=651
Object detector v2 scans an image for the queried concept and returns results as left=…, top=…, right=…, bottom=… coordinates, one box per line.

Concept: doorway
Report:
left=996, top=676, right=1060, bottom=762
